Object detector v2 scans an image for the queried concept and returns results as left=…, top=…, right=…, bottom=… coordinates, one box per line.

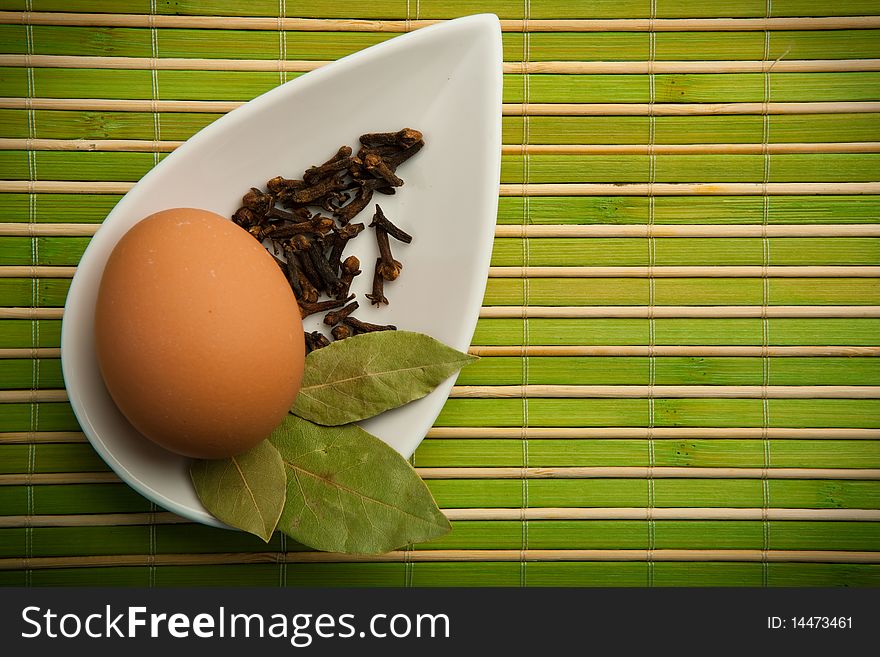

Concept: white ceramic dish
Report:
left=61, top=14, right=503, bottom=528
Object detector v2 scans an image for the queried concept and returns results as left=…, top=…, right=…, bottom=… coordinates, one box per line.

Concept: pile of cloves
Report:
left=230, top=128, right=424, bottom=352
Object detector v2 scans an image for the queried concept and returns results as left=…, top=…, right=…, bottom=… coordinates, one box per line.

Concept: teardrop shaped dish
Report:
left=61, top=14, right=503, bottom=526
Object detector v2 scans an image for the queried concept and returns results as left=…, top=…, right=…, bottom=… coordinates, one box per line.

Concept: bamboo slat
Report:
left=417, top=467, right=880, bottom=479
left=3, top=196, right=878, bottom=225
left=7, top=139, right=880, bottom=155
left=9, top=152, right=880, bottom=185
left=0, top=348, right=61, bottom=358
left=0, top=138, right=183, bottom=152
left=0, top=390, right=69, bottom=402
left=501, top=143, right=880, bottom=154
left=519, top=61, right=880, bottom=74
left=490, top=242, right=880, bottom=266
left=11, top=182, right=879, bottom=197
left=484, top=278, right=880, bottom=306
left=1, top=508, right=876, bottom=529
left=444, top=509, right=880, bottom=522
left=478, top=306, right=880, bottom=318
left=4, top=98, right=880, bottom=115
left=0, top=97, right=243, bottom=112
left=6, top=118, right=880, bottom=149
left=503, top=102, right=880, bottom=116
left=496, top=183, right=880, bottom=196
left=0, top=529, right=873, bottom=562
left=0, top=520, right=869, bottom=553
left=13, top=113, right=878, bottom=146
left=3, top=466, right=879, bottom=487
left=72, top=0, right=865, bottom=20
left=2, top=70, right=875, bottom=103
left=2, top=317, right=875, bottom=348
left=0, top=431, right=83, bottom=443
left=12, top=385, right=880, bottom=404
left=13, top=181, right=877, bottom=197
left=0, top=223, right=101, bottom=236
left=3, top=54, right=879, bottom=74
left=424, top=427, right=880, bottom=439
left=448, top=385, right=880, bottom=399
left=0, top=266, right=76, bottom=278
left=0, top=308, right=63, bottom=319
left=5, top=266, right=880, bottom=279
left=8, top=154, right=880, bottom=185
left=0, top=549, right=877, bottom=570
left=7, top=221, right=880, bottom=238
left=4, top=307, right=880, bottom=321
left=3, top=564, right=874, bottom=587
left=468, top=346, right=880, bottom=357
left=0, top=472, right=118, bottom=485
left=3, top=437, right=876, bottom=469
left=4, top=12, right=880, bottom=32
left=0, top=182, right=132, bottom=195
left=488, top=266, right=880, bottom=278
left=0, top=512, right=184, bottom=528
left=2, top=427, right=876, bottom=443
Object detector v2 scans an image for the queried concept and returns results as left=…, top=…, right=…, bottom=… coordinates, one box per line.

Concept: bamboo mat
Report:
left=1, top=0, right=879, bottom=587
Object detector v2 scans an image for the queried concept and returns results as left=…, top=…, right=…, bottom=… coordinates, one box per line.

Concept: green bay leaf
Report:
left=291, top=330, right=476, bottom=425
left=271, top=414, right=451, bottom=554
left=190, top=440, right=286, bottom=542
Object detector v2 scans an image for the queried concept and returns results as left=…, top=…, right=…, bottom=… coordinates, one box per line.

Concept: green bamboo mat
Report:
left=1, top=1, right=880, bottom=587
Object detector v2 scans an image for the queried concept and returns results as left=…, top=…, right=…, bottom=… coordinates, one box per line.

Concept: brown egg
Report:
left=94, top=208, right=305, bottom=459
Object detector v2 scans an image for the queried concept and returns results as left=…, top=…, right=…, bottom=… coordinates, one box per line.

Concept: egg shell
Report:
left=94, top=208, right=305, bottom=459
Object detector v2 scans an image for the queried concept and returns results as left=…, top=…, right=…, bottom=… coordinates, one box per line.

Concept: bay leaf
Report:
left=190, top=440, right=286, bottom=542
left=291, top=330, right=476, bottom=425
left=271, top=414, right=451, bottom=554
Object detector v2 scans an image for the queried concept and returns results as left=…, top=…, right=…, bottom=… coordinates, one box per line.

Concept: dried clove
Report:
left=360, top=128, right=422, bottom=149
left=293, top=234, right=341, bottom=294
left=303, top=331, right=317, bottom=352
left=324, top=300, right=359, bottom=326
left=374, top=228, right=402, bottom=281
left=232, top=207, right=262, bottom=229
left=291, top=238, right=324, bottom=292
left=320, top=190, right=349, bottom=214
left=241, top=187, right=274, bottom=215
left=262, top=215, right=335, bottom=240
left=241, top=187, right=306, bottom=224
left=343, top=316, right=397, bottom=333
left=283, top=205, right=313, bottom=221
left=278, top=246, right=304, bottom=299
left=297, top=269, right=319, bottom=304
left=304, top=145, right=354, bottom=184
left=335, top=179, right=380, bottom=224
left=331, top=324, right=353, bottom=341
left=337, top=255, right=361, bottom=300
left=289, top=174, right=348, bottom=206
left=299, top=294, right=355, bottom=319
left=385, top=139, right=424, bottom=171
left=268, top=206, right=305, bottom=223
left=304, top=330, right=331, bottom=353
left=357, top=144, right=400, bottom=160
left=267, top=176, right=306, bottom=195
left=364, top=152, right=404, bottom=188
left=370, top=205, right=413, bottom=244
left=365, top=258, right=389, bottom=307
left=347, top=155, right=367, bottom=181
left=328, top=222, right=365, bottom=271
